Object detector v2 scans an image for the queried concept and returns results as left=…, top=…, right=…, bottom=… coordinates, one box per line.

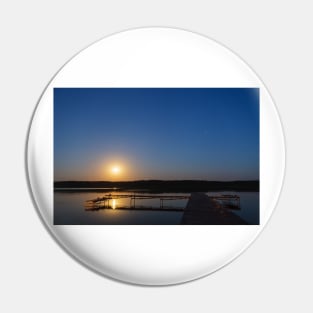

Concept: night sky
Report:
left=54, top=88, right=259, bottom=181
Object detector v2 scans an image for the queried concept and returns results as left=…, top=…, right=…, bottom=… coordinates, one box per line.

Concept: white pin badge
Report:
left=27, top=28, right=285, bottom=285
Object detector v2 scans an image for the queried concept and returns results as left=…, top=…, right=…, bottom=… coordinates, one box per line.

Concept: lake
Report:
left=54, top=190, right=259, bottom=225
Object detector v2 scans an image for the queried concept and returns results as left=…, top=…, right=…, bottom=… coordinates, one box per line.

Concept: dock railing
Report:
left=84, top=193, right=240, bottom=212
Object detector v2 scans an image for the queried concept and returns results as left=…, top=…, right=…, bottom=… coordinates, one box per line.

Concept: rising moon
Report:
left=111, top=166, right=121, bottom=174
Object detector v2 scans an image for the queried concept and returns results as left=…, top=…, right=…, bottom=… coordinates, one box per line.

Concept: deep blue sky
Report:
left=54, top=88, right=259, bottom=181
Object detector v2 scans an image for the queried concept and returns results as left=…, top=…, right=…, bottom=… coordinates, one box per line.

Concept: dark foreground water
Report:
left=206, top=191, right=259, bottom=225
left=54, top=191, right=259, bottom=225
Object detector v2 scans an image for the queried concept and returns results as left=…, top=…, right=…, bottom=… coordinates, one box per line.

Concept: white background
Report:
left=0, top=1, right=312, bottom=312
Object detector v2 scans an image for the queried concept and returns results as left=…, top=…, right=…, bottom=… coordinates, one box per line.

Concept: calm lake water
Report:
left=54, top=190, right=259, bottom=225
left=206, top=191, right=259, bottom=225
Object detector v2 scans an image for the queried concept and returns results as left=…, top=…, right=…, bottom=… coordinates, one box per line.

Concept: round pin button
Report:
left=27, top=28, right=285, bottom=285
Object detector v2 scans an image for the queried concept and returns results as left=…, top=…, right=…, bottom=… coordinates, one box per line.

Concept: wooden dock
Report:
left=181, top=193, right=247, bottom=225
left=84, top=194, right=189, bottom=211
left=84, top=192, right=247, bottom=224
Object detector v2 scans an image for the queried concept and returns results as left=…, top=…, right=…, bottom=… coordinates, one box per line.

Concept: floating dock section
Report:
left=85, top=194, right=189, bottom=211
left=85, top=192, right=247, bottom=224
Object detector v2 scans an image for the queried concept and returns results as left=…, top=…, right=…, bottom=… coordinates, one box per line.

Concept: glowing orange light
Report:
left=111, top=166, right=121, bottom=174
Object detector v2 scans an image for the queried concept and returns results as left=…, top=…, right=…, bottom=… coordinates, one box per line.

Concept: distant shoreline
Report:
left=54, top=180, right=259, bottom=192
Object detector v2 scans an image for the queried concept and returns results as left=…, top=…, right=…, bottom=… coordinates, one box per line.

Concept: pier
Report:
left=85, top=194, right=190, bottom=211
left=84, top=193, right=246, bottom=224
left=181, top=193, right=247, bottom=225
